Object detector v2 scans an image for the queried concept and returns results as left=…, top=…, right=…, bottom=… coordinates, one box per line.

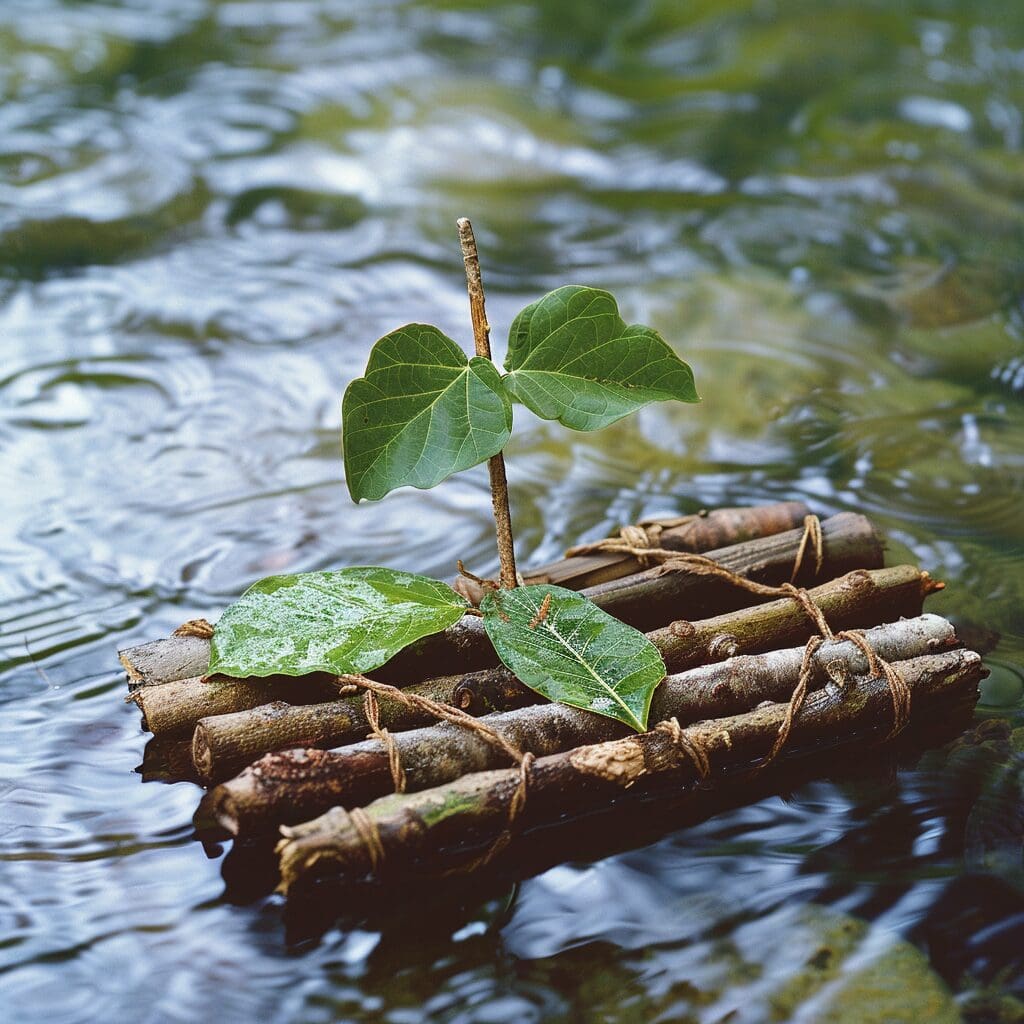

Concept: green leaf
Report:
left=342, top=324, right=512, bottom=502
left=503, top=285, right=699, bottom=431
left=480, top=584, right=666, bottom=732
left=208, top=567, right=470, bottom=678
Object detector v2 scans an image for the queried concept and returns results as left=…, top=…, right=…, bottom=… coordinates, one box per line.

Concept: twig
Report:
left=458, top=217, right=518, bottom=590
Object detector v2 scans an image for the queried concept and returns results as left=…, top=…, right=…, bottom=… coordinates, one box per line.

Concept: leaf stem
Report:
left=457, top=217, right=518, bottom=589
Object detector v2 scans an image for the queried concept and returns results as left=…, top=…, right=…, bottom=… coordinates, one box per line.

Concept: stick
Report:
left=454, top=501, right=811, bottom=602
left=191, top=667, right=537, bottom=783
left=127, top=512, right=884, bottom=736
left=126, top=673, right=339, bottom=737
left=206, top=611, right=951, bottom=833
left=457, top=217, right=517, bottom=590
left=379, top=510, right=882, bottom=677
left=193, top=562, right=936, bottom=788
left=272, top=707, right=976, bottom=928
left=120, top=635, right=211, bottom=691
left=193, top=565, right=937, bottom=802
left=119, top=501, right=815, bottom=689
left=276, top=649, right=983, bottom=892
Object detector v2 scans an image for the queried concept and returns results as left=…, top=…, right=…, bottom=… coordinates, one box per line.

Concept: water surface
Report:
left=2, top=1, right=1023, bottom=1020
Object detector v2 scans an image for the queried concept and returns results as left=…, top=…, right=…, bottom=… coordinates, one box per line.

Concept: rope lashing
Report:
left=334, top=674, right=536, bottom=875
left=173, top=618, right=215, bottom=639
left=363, top=690, right=407, bottom=794
left=326, top=513, right=913, bottom=872
left=655, top=717, right=712, bottom=779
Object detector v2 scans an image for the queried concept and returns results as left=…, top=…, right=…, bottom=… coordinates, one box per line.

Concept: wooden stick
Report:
left=127, top=512, right=883, bottom=737
left=195, top=562, right=936, bottom=798
left=119, top=501, right=814, bottom=689
left=454, top=501, right=811, bottom=602
left=271, top=702, right=977, bottom=927
left=379, top=510, right=882, bottom=678
left=120, top=635, right=211, bottom=691
left=127, top=673, right=339, bottom=737
left=191, top=563, right=935, bottom=785
left=276, top=648, right=983, bottom=892
left=191, top=667, right=536, bottom=783
left=205, top=611, right=951, bottom=833
left=457, top=217, right=518, bottom=590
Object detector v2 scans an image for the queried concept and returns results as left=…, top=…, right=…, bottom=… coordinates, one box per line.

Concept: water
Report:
left=1, top=1, right=1023, bottom=1019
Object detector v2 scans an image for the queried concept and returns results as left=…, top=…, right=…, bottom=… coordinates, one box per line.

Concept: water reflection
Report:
left=0, top=0, right=1022, bottom=1021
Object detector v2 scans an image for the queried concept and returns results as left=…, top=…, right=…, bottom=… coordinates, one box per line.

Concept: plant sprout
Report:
left=208, top=220, right=699, bottom=731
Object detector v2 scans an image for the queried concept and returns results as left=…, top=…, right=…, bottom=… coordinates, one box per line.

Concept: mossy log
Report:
left=206, top=612, right=952, bottom=834
left=455, top=501, right=810, bottom=602
left=127, top=512, right=883, bottom=737
left=276, top=648, right=983, bottom=893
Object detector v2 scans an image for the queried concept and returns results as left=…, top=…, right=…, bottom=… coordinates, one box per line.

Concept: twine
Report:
left=564, top=515, right=908, bottom=770
left=327, top=514, right=912, bottom=872
left=363, top=691, right=407, bottom=794
left=655, top=717, right=712, bottom=779
left=173, top=618, right=215, bottom=639
left=334, top=674, right=536, bottom=875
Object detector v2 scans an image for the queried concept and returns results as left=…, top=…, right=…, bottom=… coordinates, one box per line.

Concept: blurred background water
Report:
left=1, top=1, right=1023, bottom=1020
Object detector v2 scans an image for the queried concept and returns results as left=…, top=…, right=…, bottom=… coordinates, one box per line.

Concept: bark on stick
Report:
left=191, top=668, right=536, bottom=783
left=199, top=565, right=937, bottom=835
left=127, top=673, right=339, bottom=737
left=385, top=511, right=880, bottom=677
left=276, top=648, right=983, bottom=892
left=195, top=563, right=935, bottom=790
left=208, top=611, right=951, bottom=834
left=118, top=501, right=816, bottom=689
left=454, top=501, right=810, bottom=602
left=128, top=512, right=883, bottom=737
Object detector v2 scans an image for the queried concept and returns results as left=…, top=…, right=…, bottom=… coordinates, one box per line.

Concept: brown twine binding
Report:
left=348, top=806, right=385, bottom=873
left=564, top=522, right=664, bottom=566
left=327, top=513, right=912, bottom=871
left=173, top=618, right=215, bottom=639
left=834, top=629, right=912, bottom=739
left=748, top=635, right=825, bottom=776
left=791, top=513, right=825, bottom=583
left=363, top=691, right=407, bottom=794
left=334, top=674, right=536, bottom=875
left=655, top=717, right=712, bottom=780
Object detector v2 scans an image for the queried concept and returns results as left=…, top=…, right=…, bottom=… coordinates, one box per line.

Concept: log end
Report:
left=276, top=807, right=366, bottom=895
left=191, top=723, right=216, bottom=785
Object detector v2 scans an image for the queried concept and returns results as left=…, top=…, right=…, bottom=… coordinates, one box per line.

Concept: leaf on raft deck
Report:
left=208, top=567, right=470, bottom=678
left=502, top=285, right=699, bottom=431
left=342, top=324, right=512, bottom=501
left=480, top=584, right=666, bottom=732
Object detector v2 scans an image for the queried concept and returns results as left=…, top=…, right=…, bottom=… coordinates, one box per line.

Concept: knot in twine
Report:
left=326, top=513, right=912, bottom=871
left=334, top=674, right=535, bottom=875
left=566, top=514, right=909, bottom=771
left=173, top=618, right=215, bottom=639
left=655, top=717, right=712, bottom=780
left=564, top=521, right=666, bottom=567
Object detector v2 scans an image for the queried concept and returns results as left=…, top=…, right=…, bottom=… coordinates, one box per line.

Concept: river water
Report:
left=2, top=1, right=1023, bottom=1021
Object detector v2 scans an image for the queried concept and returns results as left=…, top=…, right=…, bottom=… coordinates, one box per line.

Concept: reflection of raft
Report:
left=120, top=503, right=983, bottom=896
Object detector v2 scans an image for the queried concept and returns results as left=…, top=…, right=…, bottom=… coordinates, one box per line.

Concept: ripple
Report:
left=0, top=1, right=1023, bottom=1021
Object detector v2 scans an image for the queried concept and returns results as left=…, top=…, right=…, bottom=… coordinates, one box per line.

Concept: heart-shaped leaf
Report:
left=503, top=285, right=699, bottom=431
left=343, top=324, right=512, bottom=502
left=480, top=584, right=666, bottom=732
left=208, top=567, right=470, bottom=678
